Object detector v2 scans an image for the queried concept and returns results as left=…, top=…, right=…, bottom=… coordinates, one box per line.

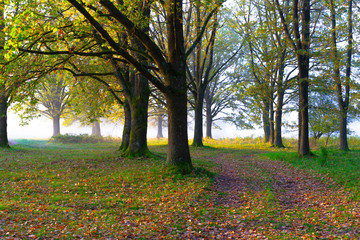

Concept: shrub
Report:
left=50, top=134, right=103, bottom=144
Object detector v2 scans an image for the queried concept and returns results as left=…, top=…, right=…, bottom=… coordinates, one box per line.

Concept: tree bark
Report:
left=52, top=115, right=60, bottom=136
left=156, top=116, right=164, bottom=139
left=263, top=99, right=271, bottom=143
left=205, top=98, right=213, bottom=139
left=0, top=96, right=9, bottom=148
left=120, top=100, right=131, bottom=151
left=192, top=89, right=204, bottom=146
left=91, top=121, right=101, bottom=137
left=274, top=90, right=285, bottom=147
left=166, top=91, right=192, bottom=173
left=126, top=92, right=150, bottom=156
left=298, top=56, right=310, bottom=156
left=270, top=98, right=275, bottom=145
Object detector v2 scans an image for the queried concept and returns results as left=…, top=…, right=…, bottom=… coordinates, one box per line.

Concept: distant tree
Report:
left=204, top=76, right=237, bottom=139
left=63, top=76, right=121, bottom=137
left=148, top=89, right=167, bottom=139
left=91, top=121, right=102, bottom=137
left=186, top=7, right=240, bottom=146
left=36, top=73, right=71, bottom=136
left=309, top=89, right=338, bottom=145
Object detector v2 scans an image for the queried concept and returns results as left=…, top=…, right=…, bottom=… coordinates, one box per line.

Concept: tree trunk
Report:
left=156, top=116, right=164, bottom=139
left=125, top=84, right=150, bottom=157
left=166, top=92, right=193, bottom=173
left=298, top=60, right=310, bottom=156
left=53, top=115, right=60, bottom=136
left=91, top=121, right=101, bottom=137
left=163, top=0, right=193, bottom=173
left=206, top=110, right=213, bottom=139
left=205, top=89, right=213, bottom=139
left=0, top=96, right=9, bottom=148
left=263, top=99, right=271, bottom=143
left=122, top=10, right=151, bottom=157
left=270, top=99, right=275, bottom=145
left=120, top=100, right=131, bottom=151
left=339, top=112, right=348, bottom=150
left=274, top=90, right=285, bottom=148
left=192, top=89, right=204, bottom=147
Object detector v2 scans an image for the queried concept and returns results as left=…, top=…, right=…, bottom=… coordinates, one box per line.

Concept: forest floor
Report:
left=0, top=139, right=359, bottom=239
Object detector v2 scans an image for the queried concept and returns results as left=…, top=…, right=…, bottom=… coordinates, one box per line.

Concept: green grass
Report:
left=0, top=137, right=359, bottom=238
left=0, top=139, right=215, bottom=238
left=263, top=148, right=360, bottom=198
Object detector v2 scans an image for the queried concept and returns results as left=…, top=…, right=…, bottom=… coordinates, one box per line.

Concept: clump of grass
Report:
left=319, top=146, right=328, bottom=166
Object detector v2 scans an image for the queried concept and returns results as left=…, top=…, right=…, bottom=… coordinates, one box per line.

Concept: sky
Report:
left=7, top=110, right=360, bottom=141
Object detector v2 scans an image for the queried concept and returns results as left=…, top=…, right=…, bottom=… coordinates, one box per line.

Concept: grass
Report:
left=263, top=146, right=360, bottom=199
left=0, top=137, right=359, bottom=238
left=0, top=140, right=215, bottom=238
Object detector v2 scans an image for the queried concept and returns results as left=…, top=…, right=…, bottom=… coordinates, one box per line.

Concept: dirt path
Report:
left=197, top=152, right=360, bottom=239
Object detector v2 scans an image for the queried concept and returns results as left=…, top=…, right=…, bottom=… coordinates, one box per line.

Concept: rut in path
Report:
left=203, top=152, right=360, bottom=239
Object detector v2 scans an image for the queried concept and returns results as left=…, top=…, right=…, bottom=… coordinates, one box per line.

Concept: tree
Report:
left=63, top=0, right=219, bottom=173
left=0, top=0, right=51, bottom=147
left=328, top=0, right=353, bottom=150
left=204, top=76, right=237, bottom=138
left=229, top=0, right=296, bottom=146
left=275, top=0, right=312, bottom=156
left=36, top=73, right=71, bottom=136
left=309, top=89, right=338, bottom=145
left=186, top=2, right=219, bottom=147
left=148, top=89, right=167, bottom=139
left=186, top=6, right=240, bottom=146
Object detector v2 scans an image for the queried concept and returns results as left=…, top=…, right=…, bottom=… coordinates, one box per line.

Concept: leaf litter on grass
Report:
left=0, top=141, right=359, bottom=239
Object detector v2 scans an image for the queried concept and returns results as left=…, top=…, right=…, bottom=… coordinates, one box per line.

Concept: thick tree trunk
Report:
left=156, top=116, right=164, bottom=139
left=125, top=81, right=150, bottom=157
left=164, top=0, right=193, bottom=173
left=0, top=96, right=9, bottom=148
left=166, top=92, right=192, bottom=173
left=339, top=112, right=349, bottom=150
left=53, top=115, right=60, bottom=136
left=298, top=62, right=310, bottom=156
left=263, top=99, right=271, bottom=143
left=91, top=121, right=101, bottom=137
left=192, top=89, right=204, bottom=147
left=120, top=101, right=131, bottom=151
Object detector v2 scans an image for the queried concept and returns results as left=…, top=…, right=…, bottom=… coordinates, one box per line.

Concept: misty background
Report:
left=7, top=110, right=360, bottom=140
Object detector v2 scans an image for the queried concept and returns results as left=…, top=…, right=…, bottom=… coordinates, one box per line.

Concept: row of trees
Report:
left=0, top=0, right=359, bottom=173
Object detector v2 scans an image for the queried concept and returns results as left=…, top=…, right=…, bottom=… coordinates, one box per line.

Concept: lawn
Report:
left=0, top=138, right=359, bottom=239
